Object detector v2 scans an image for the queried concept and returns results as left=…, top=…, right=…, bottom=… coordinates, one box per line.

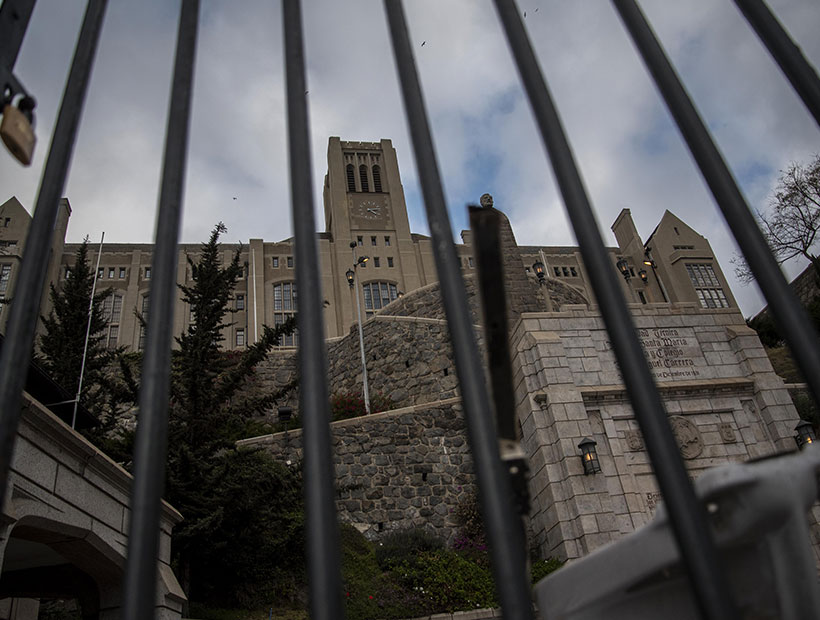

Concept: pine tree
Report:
left=165, top=222, right=301, bottom=606
left=40, top=238, right=112, bottom=408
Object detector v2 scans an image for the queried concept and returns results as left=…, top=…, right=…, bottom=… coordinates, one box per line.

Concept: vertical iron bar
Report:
left=734, top=0, right=820, bottom=127
left=612, top=0, right=820, bottom=433
left=491, top=1, right=738, bottom=618
left=0, top=0, right=37, bottom=71
left=383, top=3, right=533, bottom=619
left=122, top=0, right=199, bottom=617
left=0, top=0, right=108, bottom=509
left=282, top=2, right=344, bottom=619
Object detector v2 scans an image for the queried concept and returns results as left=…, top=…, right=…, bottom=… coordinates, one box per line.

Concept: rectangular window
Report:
left=387, top=257, right=394, bottom=268
left=468, top=257, right=474, bottom=268
left=686, top=263, right=729, bottom=308
left=562, top=267, right=569, bottom=277
left=0, top=264, right=11, bottom=294
left=108, top=267, right=115, bottom=279
left=357, top=236, right=363, bottom=247
left=145, top=267, right=151, bottom=279
left=374, top=257, right=380, bottom=268
left=98, top=267, right=104, bottom=279
left=384, top=236, right=391, bottom=246
left=570, top=266, right=577, bottom=277
left=554, top=267, right=561, bottom=277
left=2, top=218, right=10, bottom=227
left=273, top=256, right=279, bottom=268
left=65, top=267, right=71, bottom=279
left=107, top=325, right=119, bottom=350
left=236, top=294, right=245, bottom=310
left=112, top=295, right=122, bottom=323
left=236, top=328, right=245, bottom=347
left=371, top=236, right=377, bottom=246
left=287, top=256, right=293, bottom=268
left=119, top=267, right=126, bottom=279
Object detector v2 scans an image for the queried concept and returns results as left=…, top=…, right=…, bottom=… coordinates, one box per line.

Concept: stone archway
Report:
left=1, top=516, right=123, bottom=620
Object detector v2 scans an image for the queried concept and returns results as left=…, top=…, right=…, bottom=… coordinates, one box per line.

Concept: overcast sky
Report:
left=1, top=0, right=818, bottom=317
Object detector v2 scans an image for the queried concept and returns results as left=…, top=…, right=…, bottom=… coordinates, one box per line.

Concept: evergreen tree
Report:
left=40, top=238, right=112, bottom=409
left=165, top=223, right=301, bottom=607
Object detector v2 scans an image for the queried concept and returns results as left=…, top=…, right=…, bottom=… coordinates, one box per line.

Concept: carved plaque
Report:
left=669, top=416, right=703, bottom=459
left=646, top=492, right=662, bottom=511
left=719, top=423, right=737, bottom=443
left=625, top=430, right=644, bottom=451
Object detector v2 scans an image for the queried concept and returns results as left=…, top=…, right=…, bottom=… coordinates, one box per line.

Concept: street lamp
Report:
left=616, top=258, right=631, bottom=280
left=532, top=260, right=546, bottom=285
left=348, top=242, right=371, bottom=415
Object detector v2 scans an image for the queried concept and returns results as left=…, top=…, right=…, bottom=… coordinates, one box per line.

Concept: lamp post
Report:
left=347, top=242, right=371, bottom=415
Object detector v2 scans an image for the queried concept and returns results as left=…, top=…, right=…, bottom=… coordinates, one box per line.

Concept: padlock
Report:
left=1, top=102, right=36, bottom=166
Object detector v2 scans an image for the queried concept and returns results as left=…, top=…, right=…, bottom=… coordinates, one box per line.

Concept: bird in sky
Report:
left=421, top=41, right=426, bottom=46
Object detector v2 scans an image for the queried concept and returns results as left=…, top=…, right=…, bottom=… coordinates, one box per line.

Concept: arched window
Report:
left=346, top=164, right=356, bottom=192
left=273, top=282, right=298, bottom=347
left=359, top=164, right=369, bottom=192
left=361, top=281, right=398, bottom=317
left=372, top=165, right=383, bottom=192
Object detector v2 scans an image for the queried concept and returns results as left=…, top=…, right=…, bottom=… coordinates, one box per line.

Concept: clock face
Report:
left=352, top=197, right=389, bottom=222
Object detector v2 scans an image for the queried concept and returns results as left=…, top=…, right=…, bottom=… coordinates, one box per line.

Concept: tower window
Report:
left=371, top=236, right=377, bottom=246
left=273, top=256, right=279, bottom=268
left=384, top=236, right=391, bottom=246
left=346, top=164, right=356, bottom=192
left=357, top=236, right=363, bottom=246
left=374, top=257, right=380, bottom=268
left=359, top=165, right=369, bottom=192
left=387, top=257, right=394, bottom=268
left=236, top=294, right=245, bottom=310
left=373, top=165, right=383, bottom=192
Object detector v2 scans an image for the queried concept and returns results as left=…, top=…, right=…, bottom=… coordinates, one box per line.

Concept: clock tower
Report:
left=323, top=138, right=430, bottom=335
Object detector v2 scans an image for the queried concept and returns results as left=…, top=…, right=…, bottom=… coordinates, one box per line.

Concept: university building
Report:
left=0, top=137, right=736, bottom=350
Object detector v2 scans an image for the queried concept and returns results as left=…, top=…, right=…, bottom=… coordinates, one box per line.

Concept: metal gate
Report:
left=1, top=1, right=819, bottom=619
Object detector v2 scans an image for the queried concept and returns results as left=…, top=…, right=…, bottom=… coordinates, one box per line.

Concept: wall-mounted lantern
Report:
left=278, top=406, right=292, bottom=421
left=578, top=437, right=601, bottom=475
left=794, top=420, right=816, bottom=449
left=638, top=269, right=648, bottom=283
left=616, top=258, right=631, bottom=280
left=532, top=260, right=546, bottom=284
left=345, top=268, right=355, bottom=287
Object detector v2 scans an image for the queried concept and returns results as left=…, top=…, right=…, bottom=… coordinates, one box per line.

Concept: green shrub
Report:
left=393, top=548, right=497, bottom=611
left=531, top=557, right=564, bottom=583
left=375, top=528, right=444, bottom=570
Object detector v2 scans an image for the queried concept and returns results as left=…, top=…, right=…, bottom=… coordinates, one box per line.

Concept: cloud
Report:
left=1, top=0, right=818, bottom=318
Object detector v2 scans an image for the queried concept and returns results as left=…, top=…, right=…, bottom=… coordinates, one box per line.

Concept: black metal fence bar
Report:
left=122, top=1, right=199, bottom=617
left=0, top=0, right=108, bottom=507
left=0, top=0, right=37, bottom=71
left=734, top=0, right=820, bottom=127
left=612, top=0, right=820, bottom=422
left=491, top=1, right=738, bottom=618
left=282, top=1, right=344, bottom=619
left=383, top=3, right=533, bottom=618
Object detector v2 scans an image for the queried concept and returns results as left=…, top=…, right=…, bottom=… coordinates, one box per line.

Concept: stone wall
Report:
left=239, top=399, right=476, bottom=541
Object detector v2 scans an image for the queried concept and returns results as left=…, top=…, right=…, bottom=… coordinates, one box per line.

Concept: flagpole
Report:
left=72, top=231, right=104, bottom=428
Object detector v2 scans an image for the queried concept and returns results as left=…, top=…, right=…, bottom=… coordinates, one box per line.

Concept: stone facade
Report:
left=1, top=394, right=185, bottom=619
left=512, top=303, right=804, bottom=560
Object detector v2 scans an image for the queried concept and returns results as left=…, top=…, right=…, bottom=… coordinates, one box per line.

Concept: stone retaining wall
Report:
left=239, top=399, right=476, bottom=541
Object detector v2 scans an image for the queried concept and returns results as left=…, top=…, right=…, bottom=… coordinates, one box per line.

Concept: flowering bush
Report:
left=330, top=391, right=391, bottom=421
